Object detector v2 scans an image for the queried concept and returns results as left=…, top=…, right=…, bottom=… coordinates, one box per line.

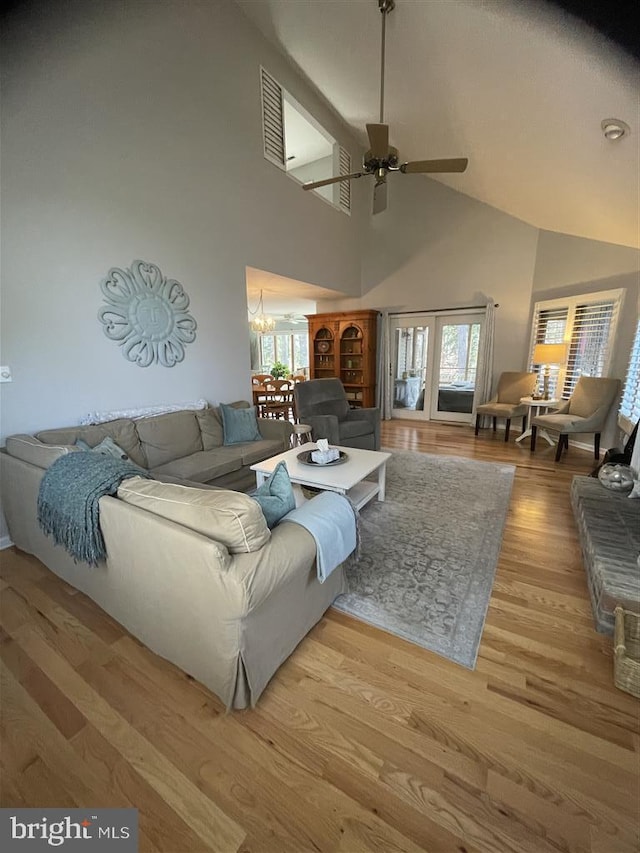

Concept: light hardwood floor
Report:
left=1, top=420, right=638, bottom=852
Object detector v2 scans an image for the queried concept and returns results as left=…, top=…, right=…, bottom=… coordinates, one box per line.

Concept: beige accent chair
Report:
left=474, top=372, right=537, bottom=442
left=530, top=376, right=621, bottom=462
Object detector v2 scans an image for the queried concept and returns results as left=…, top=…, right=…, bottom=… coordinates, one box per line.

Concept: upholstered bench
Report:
left=570, top=475, right=640, bottom=633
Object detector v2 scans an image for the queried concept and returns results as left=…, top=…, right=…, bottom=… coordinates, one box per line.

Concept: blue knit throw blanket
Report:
left=37, top=452, right=153, bottom=566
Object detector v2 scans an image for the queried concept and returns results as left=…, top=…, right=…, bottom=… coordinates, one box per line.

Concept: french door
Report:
left=429, top=315, right=482, bottom=423
left=390, top=314, right=430, bottom=419
left=390, top=312, right=483, bottom=424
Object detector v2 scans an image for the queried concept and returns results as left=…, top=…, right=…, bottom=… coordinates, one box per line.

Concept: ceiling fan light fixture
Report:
left=601, top=119, right=630, bottom=140
left=299, top=0, right=468, bottom=213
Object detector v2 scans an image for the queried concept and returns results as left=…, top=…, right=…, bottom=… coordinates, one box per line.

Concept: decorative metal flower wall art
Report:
left=98, top=260, right=197, bottom=367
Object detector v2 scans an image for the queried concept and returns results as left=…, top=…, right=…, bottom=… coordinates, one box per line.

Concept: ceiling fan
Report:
left=302, top=0, right=468, bottom=214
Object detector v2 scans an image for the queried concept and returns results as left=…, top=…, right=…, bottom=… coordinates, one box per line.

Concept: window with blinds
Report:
left=619, top=318, right=640, bottom=435
left=259, top=67, right=351, bottom=213
left=528, top=290, right=623, bottom=399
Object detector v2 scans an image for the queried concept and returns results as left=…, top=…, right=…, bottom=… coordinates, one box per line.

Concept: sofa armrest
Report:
left=305, top=414, right=340, bottom=445
left=233, top=521, right=318, bottom=611
left=5, top=434, right=78, bottom=469
left=257, top=417, right=293, bottom=448
left=344, top=407, right=381, bottom=449
left=344, top=407, right=379, bottom=425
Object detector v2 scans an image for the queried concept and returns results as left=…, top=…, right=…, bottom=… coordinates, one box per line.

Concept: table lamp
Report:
left=532, top=343, right=568, bottom=400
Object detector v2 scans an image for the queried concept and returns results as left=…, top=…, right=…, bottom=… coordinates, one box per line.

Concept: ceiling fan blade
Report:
left=400, top=158, right=468, bottom=174
left=373, top=180, right=387, bottom=215
left=302, top=171, right=367, bottom=191
left=366, top=123, right=389, bottom=159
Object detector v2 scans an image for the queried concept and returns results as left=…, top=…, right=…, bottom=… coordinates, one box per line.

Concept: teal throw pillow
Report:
left=75, top=436, right=130, bottom=460
left=220, top=402, right=262, bottom=445
left=251, top=461, right=296, bottom=529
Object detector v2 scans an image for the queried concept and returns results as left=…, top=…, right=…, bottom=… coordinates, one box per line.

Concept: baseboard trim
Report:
left=0, top=535, right=14, bottom=550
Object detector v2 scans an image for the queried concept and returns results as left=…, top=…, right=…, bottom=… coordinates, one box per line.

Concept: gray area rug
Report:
left=332, top=450, right=515, bottom=668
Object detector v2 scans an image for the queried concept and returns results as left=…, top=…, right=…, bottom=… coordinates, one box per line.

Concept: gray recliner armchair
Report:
left=294, top=378, right=380, bottom=450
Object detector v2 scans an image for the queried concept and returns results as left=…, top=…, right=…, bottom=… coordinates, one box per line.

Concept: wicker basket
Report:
left=614, top=606, right=640, bottom=698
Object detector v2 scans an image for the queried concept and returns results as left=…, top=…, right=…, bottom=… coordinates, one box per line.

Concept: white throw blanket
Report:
left=283, top=491, right=357, bottom=583
left=81, top=399, right=208, bottom=425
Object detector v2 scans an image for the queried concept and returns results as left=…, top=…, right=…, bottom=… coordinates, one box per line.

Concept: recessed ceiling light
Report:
left=601, top=119, right=630, bottom=140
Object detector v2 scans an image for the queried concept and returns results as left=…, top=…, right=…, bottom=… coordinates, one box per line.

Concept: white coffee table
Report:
left=251, top=444, right=391, bottom=510
left=515, top=396, right=560, bottom=445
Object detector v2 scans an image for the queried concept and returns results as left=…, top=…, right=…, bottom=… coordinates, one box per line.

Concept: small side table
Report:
left=515, top=397, right=560, bottom=445
left=291, top=423, right=313, bottom=447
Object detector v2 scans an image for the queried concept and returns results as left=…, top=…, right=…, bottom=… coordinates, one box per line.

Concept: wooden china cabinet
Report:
left=306, top=310, right=378, bottom=408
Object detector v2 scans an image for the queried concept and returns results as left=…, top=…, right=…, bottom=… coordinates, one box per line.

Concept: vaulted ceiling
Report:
left=236, top=0, right=639, bottom=249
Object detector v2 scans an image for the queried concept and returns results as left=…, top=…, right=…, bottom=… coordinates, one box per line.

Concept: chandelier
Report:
left=248, top=289, right=276, bottom=333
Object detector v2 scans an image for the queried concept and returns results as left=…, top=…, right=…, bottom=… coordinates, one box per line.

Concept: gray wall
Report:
left=321, top=175, right=541, bottom=386
left=0, top=0, right=366, bottom=538
left=532, top=230, right=640, bottom=385
left=531, top=230, right=640, bottom=444
left=319, top=178, right=639, bottom=449
left=0, top=0, right=365, bottom=440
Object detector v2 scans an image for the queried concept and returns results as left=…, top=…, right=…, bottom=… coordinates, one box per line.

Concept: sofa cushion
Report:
left=220, top=403, right=262, bottom=445
left=238, top=438, right=289, bottom=466
left=196, top=402, right=252, bottom=450
left=135, top=411, right=203, bottom=469
left=5, top=434, right=79, bottom=469
left=35, top=419, right=146, bottom=467
left=117, top=476, right=270, bottom=553
left=196, top=408, right=225, bottom=450
left=250, top=461, right=296, bottom=529
left=150, top=447, right=243, bottom=483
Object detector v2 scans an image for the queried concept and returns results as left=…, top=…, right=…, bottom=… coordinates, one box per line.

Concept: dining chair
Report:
left=251, top=375, right=271, bottom=417
left=530, top=376, right=621, bottom=461
left=263, top=379, right=295, bottom=420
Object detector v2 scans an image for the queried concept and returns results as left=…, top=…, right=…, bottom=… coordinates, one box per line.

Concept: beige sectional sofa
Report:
left=13, top=401, right=293, bottom=491
left=1, top=404, right=349, bottom=708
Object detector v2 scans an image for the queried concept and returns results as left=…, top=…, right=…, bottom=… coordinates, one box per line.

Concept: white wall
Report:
left=0, top=0, right=366, bottom=538
left=289, top=155, right=334, bottom=204
left=320, top=175, right=540, bottom=386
